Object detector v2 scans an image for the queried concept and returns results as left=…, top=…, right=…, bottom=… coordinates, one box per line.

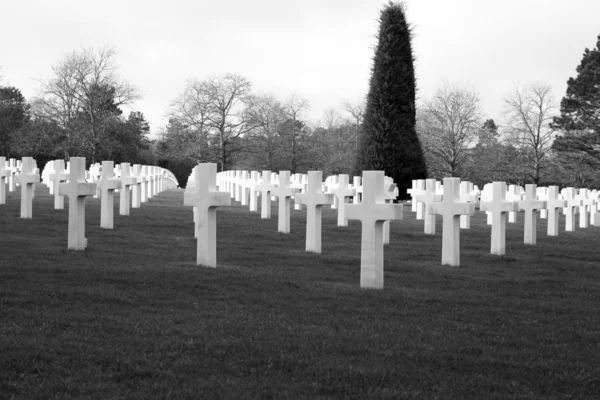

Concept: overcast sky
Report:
left=1, top=0, right=598, bottom=136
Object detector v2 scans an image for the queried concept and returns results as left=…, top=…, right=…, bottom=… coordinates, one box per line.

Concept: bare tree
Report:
left=322, top=107, right=343, bottom=130
left=417, top=81, right=481, bottom=178
left=502, top=82, right=557, bottom=184
left=244, top=94, right=286, bottom=170
left=305, top=106, right=359, bottom=175
left=283, top=94, right=310, bottom=173
left=35, top=46, right=139, bottom=161
left=168, top=74, right=255, bottom=171
left=342, top=99, right=365, bottom=149
left=166, top=80, right=212, bottom=163
left=157, top=118, right=208, bottom=165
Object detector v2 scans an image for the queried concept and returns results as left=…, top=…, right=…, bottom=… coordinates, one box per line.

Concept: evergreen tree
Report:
left=354, top=1, right=427, bottom=198
left=104, top=111, right=151, bottom=163
left=468, top=119, right=500, bottom=187
left=551, top=34, right=600, bottom=166
left=478, top=119, right=499, bottom=147
left=0, top=86, right=30, bottom=156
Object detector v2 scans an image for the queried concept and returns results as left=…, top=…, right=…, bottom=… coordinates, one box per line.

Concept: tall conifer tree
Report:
left=552, top=35, right=600, bottom=165
left=354, top=1, right=427, bottom=198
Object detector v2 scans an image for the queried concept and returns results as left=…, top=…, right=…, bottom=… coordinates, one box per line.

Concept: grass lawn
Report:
left=1, top=185, right=599, bottom=399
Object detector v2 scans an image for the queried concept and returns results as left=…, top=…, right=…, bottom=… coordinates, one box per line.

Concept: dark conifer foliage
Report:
left=354, top=1, right=427, bottom=199
left=552, top=35, right=600, bottom=165
left=0, top=86, right=30, bottom=156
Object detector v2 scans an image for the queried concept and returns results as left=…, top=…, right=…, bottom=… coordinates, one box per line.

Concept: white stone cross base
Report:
left=59, top=157, right=97, bottom=251
left=413, top=178, right=441, bottom=235
left=295, top=171, right=334, bottom=253
left=346, top=171, right=403, bottom=289
left=331, top=174, right=355, bottom=227
left=518, top=184, right=546, bottom=245
left=430, top=177, right=475, bottom=267
left=272, top=171, right=297, bottom=234
left=480, top=181, right=517, bottom=256
left=119, top=163, right=137, bottom=216
left=49, top=159, right=68, bottom=210
left=183, top=163, right=232, bottom=267
left=546, top=186, right=565, bottom=237
left=257, top=170, right=274, bottom=219
left=16, top=157, right=40, bottom=219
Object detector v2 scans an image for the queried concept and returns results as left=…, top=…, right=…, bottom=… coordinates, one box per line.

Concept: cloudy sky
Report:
left=1, top=0, right=598, bottom=136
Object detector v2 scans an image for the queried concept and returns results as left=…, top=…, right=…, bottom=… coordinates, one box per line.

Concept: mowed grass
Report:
left=1, top=185, right=599, bottom=399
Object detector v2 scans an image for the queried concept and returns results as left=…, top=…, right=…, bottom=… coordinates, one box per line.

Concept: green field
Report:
left=1, top=186, right=599, bottom=399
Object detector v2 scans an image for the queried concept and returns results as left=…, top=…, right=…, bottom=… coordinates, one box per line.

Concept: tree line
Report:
left=0, top=47, right=152, bottom=169
left=158, top=74, right=364, bottom=184
left=1, top=33, right=599, bottom=189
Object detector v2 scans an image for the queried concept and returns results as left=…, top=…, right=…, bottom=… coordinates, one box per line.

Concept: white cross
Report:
left=158, top=167, right=165, bottom=193
left=152, top=167, right=160, bottom=195
left=479, top=181, right=518, bottom=255
left=562, top=188, right=580, bottom=232
left=140, top=165, right=150, bottom=203
left=227, top=170, right=236, bottom=199
left=382, top=179, right=398, bottom=245
left=584, top=191, right=598, bottom=226
left=292, top=173, right=305, bottom=210
left=155, top=167, right=163, bottom=194
left=15, top=157, right=40, bottom=219
left=219, top=170, right=227, bottom=194
left=88, top=163, right=101, bottom=198
left=592, top=192, right=600, bottom=227
left=42, top=159, right=56, bottom=195
left=517, top=184, right=546, bottom=245
left=327, top=175, right=340, bottom=209
left=330, top=174, right=356, bottom=227
left=59, top=157, right=97, bottom=250
left=271, top=171, right=298, bottom=233
left=7, top=158, right=18, bottom=192
left=97, top=161, right=122, bottom=229
left=119, top=163, right=137, bottom=216
left=346, top=171, right=403, bottom=289
left=239, top=171, right=249, bottom=206
left=459, top=181, right=478, bottom=229
left=146, top=166, right=155, bottom=199
left=537, top=187, right=549, bottom=219
left=589, top=190, right=600, bottom=226
left=415, top=179, right=427, bottom=220
left=89, top=163, right=101, bottom=181
left=295, top=171, right=334, bottom=253
left=0, top=157, right=9, bottom=204
left=506, top=185, right=523, bottom=223
left=576, top=189, right=592, bottom=228
left=48, top=160, right=69, bottom=210
left=481, top=183, right=494, bottom=225
left=271, top=172, right=279, bottom=201
left=183, top=163, right=231, bottom=267
left=430, top=177, right=475, bottom=266
left=247, top=171, right=261, bottom=212
left=413, top=178, right=441, bottom=235
left=407, top=179, right=425, bottom=214
left=131, top=164, right=146, bottom=208
left=256, top=170, right=276, bottom=219
left=233, top=170, right=242, bottom=201
left=546, top=186, right=566, bottom=236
